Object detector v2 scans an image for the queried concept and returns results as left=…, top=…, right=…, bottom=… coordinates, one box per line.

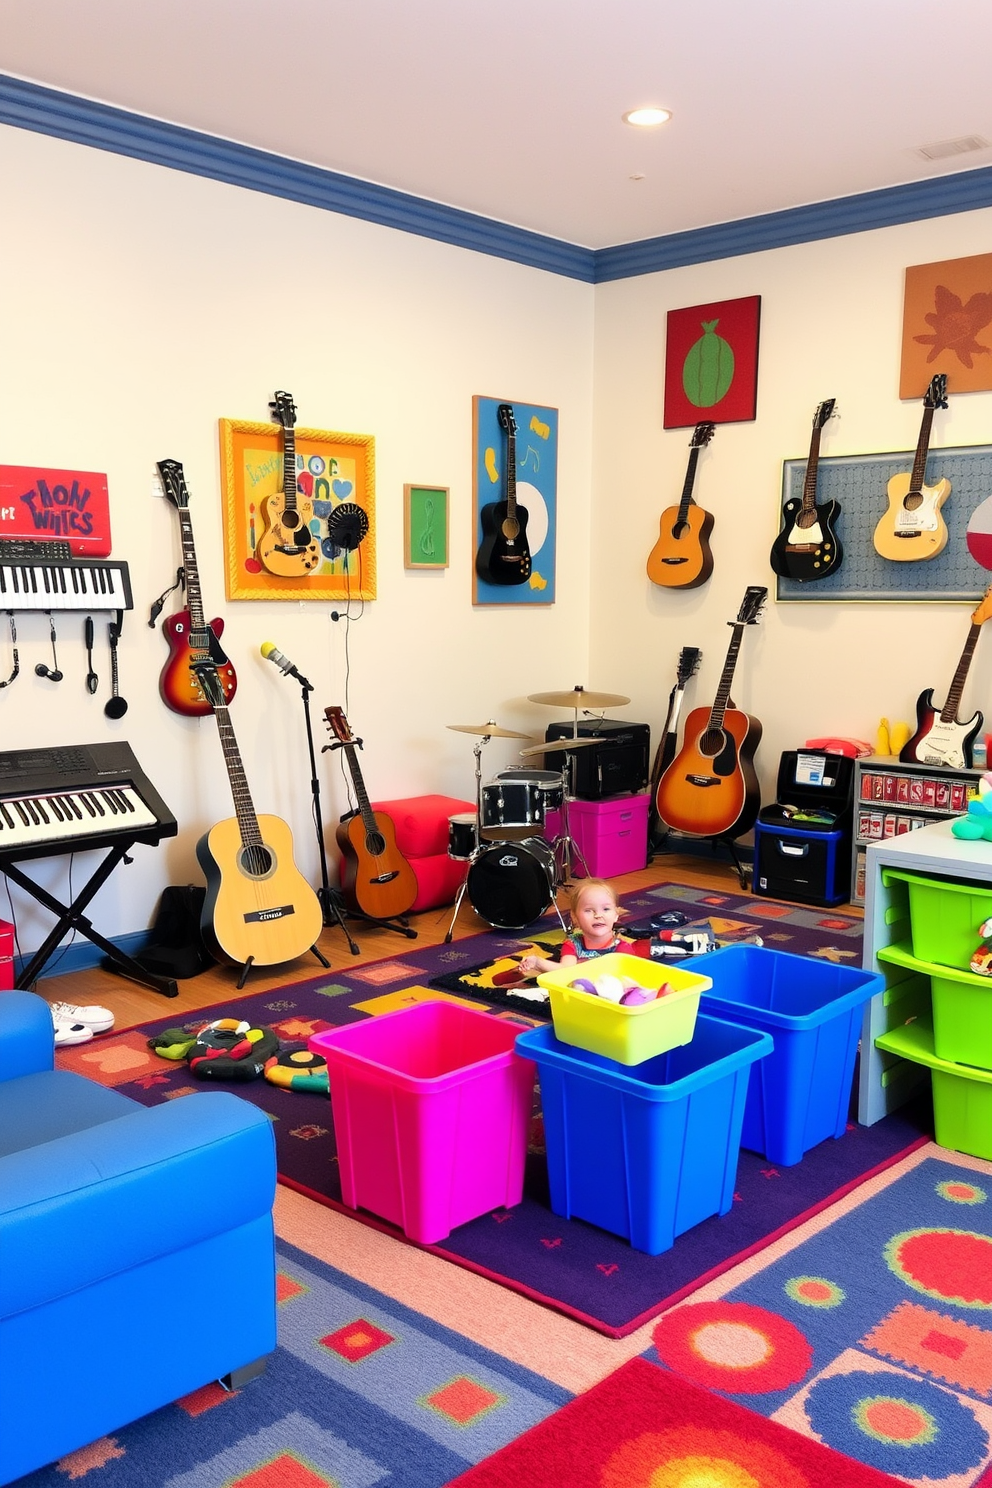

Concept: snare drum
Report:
left=447, top=812, right=478, bottom=861
left=496, top=767, right=564, bottom=813
left=480, top=778, right=544, bottom=842
left=467, top=838, right=556, bottom=928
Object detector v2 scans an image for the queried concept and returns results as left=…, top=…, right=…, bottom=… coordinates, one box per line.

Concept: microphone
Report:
left=260, top=642, right=312, bottom=689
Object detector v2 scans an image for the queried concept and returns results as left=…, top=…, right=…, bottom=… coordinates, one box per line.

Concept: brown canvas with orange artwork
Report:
left=900, top=252, right=992, bottom=398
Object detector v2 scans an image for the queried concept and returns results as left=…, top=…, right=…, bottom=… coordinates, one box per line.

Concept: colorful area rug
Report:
left=19, top=1237, right=569, bottom=1488
left=645, top=1147, right=992, bottom=1486
left=444, top=1356, right=904, bottom=1487
left=60, top=882, right=929, bottom=1338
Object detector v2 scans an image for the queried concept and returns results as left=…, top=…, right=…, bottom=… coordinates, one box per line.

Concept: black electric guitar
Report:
left=769, top=399, right=841, bottom=581
left=476, top=403, right=531, bottom=585
left=646, top=423, right=716, bottom=588
left=648, top=646, right=701, bottom=846
left=900, top=584, right=992, bottom=770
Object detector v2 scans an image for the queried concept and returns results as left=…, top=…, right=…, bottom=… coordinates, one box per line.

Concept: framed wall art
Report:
left=900, top=252, right=992, bottom=399
left=473, top=395, right=557, bottom=606
left=219, top=418, right=376, bottom=601
left=664, top=294, right=761, bottom=429
left=404, top=484, right=449, bottom=569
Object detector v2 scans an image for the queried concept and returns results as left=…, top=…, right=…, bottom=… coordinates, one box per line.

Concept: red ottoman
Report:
left=371, top=795, right=475, bottom=912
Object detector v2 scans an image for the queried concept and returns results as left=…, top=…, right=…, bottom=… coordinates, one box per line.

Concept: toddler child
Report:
left=519, top=878, right=634, bottom=976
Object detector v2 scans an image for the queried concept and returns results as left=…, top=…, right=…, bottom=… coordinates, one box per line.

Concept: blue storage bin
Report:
left=515, top=1014, right=772, bottom=1256
left=699, top=944, right=884, bottom=1167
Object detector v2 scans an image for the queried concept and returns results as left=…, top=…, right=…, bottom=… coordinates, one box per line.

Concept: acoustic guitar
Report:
left=156, top=459, right=238, bottom=716
left=655, top=586, right=767, bottom=840
left=194, top=660, right=324, bottom=969
left=899, top=583, right=992, bottom=770
left=324, top=706, right=418, bottom=920
left=476, top=403, right=532, bottom=586
left=646, top=422, right=716, bottom=588
left=873, top=374, right=950, bottom=562
left=257, top=390, right=321, bottom=577
left=648, top=646, right=701, bottom=848
left=769, top=399, right=840, bottom=582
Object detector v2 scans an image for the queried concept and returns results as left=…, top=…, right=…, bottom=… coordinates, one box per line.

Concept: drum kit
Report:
left=442, top=687, right=630, bottom=942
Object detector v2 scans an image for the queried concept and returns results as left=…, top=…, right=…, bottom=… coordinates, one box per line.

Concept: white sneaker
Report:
left=48, top=1000, right=115, bottom=1034
left=53, top=1020, right=94, bottom=1047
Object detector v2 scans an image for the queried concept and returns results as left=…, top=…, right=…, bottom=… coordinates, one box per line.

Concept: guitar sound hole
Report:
left=501, top=517, right=520, bottom=541
left=699, top=728, right=726, bottom=758
left=239, top=844, right=275, bottom=878
left=672, top=520, right=689, bottom=539
left=282, top=510, right=302, bottom=531
left=365, top=831, right=386, bottom=857
left=903, top=492, right=923, bottom=511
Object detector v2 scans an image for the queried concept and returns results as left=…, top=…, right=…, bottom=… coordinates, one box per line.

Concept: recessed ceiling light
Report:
left=623, top=106, right=672, bottom=128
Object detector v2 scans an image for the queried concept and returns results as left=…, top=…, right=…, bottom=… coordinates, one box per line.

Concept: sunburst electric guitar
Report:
left=899, top=583, right=992, bottom=770
left=873, top=374, right=950, bottom=562
left=475, top=403, right=532, bottom=586
left=646, top=422, right=716, bottom=589
left=257, top=390, right=321, bottom=577
left=156, top=459, right=238, bottom=716
left=655, top=586, right=767, bottom=840
left=194, top=660, right=324, bottom=973
left=769, top=399, right=841, bottom=582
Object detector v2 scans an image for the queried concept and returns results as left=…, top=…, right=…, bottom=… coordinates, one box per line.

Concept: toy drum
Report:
left=467, top=838, right=556, bottom=928
left=447, top=812, right=479, bottom=860
left=480, top=779, right=544, bottom=842
left=496, top=768, right=564, bottom=813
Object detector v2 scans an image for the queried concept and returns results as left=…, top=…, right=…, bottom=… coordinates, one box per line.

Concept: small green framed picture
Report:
left=404, top=484, right=449, bottom=569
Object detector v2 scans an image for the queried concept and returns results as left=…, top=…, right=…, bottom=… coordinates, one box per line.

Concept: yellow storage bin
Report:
left=536, top=952, right=710, bottom=1066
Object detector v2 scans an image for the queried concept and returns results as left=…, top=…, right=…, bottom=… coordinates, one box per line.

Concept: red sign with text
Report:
left=0, top=466, right=112, bottom=556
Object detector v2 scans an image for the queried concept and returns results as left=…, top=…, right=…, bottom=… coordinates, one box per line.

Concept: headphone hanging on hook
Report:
left=325, top=501, right=369, bottom=553
left=0, top=613, right=19, bottom=688
left=35, top=613, right=63, bottom=682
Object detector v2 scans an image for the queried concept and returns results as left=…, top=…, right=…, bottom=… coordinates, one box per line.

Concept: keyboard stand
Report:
left=3, top=840, right=179, bottom=999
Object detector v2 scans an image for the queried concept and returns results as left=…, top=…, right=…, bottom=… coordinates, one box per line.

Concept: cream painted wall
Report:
left=0, top=124, right=595, bottom=952
left=591, top=210, right=992, bottom=818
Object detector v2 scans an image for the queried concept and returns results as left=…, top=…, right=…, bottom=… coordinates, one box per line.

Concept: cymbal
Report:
left=528, top=687, right=630, bottom=710
left=447, top=721, right=532, bottom=740
left=519, top=736, right=601, bottom=757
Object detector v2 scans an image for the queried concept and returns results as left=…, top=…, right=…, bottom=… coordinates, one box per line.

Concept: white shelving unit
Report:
left=851, top=755, right=981, bottom=905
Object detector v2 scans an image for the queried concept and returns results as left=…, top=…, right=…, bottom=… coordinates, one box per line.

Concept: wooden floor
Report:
left=36, top=852, right=861, bottom=1034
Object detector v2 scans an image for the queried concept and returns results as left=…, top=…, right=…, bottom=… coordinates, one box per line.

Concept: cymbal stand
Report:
left=444, top=735, right=488, bottom=943
left=551, top=752, right=591, bottom=885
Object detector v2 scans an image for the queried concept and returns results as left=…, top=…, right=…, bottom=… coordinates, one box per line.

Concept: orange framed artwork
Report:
left=900, top=252, right=992, bottom=398
left=219, top=418, right=376, bottom=601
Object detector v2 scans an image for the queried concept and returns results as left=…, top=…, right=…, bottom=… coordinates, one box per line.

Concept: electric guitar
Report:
left=648, top=646, right=701, bottom=846
left=156, top=459, right=238, bottom=717
left=324, top=706, right=419, bottom=920
left=193, top=660, right=324, bottom=969
left=655, top=586, right=767, bottom=840
left=476, top=404, right=532, bottom=585
left=769, top=399, right=841, bottom=581
left=873, top=374, right=950, bottom=562
left=899, top=584, right=992, bottom=770
left=646, top=422, right=716, bottom=588
left=257, top=390, right=321, bottom=577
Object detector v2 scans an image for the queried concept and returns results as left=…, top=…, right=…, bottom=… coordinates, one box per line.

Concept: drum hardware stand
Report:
left=444, top=736, right=487, bottom=943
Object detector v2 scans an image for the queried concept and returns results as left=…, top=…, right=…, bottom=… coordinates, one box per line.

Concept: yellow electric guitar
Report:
left=257, top=390, right=321, bottom=577
left=873, top=374, right=950, bottom=562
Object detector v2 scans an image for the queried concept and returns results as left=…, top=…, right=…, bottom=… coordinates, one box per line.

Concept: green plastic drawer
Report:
left=875, top=1017, right=992, bottom=1160
left=881, top=868, right=992, bottom=972
left=877, top=940, right=992, bottom=1070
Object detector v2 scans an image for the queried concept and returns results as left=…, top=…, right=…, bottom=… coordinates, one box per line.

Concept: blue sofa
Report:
left=0, top=991, right=278, bottom=1484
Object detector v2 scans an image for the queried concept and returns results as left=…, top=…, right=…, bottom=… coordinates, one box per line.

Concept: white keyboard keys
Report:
left=0, top=786, right=156, bottom=850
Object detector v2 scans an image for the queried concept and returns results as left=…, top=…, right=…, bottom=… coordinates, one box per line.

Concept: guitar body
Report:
left=769, top=498, right=842, bottom=581
left=336, top=810, right=418, bottom=919
left=196, top=813, right=324, bottom=967
left=257, top=490, right=321, bottom=576
left=476, top=500, right=532, bottom=585
left=899, top=689, right=983, bottom=771
left=655, top=705, right=762, bottom=839
left=159, top=610, right=237, bottom=716
left=646, top=505, right=715, bottom=588
left=873, top=474, right=951, bottom=561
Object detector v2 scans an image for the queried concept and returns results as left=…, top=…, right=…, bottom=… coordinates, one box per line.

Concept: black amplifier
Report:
left=544, top=719, right=650, bottom=800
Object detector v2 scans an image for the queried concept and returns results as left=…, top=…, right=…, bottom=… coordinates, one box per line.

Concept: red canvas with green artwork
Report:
left=664, top=294, right=761, bottom=429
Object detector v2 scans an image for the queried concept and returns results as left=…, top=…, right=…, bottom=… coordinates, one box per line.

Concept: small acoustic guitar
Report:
left=873, top=374, right=950, bottom=562
left=655, top=586, right=767, bottom=841
left=476, top=403, right=532, bottom=585
left=324, top=706, right=418, bottom=920
left=257, top=390, right=321, bottom=577
left=899, top=583, right=992, bottom=770
left=646, top=422, right=716, bottom=589
left=769, top=399, right=840, bottom=582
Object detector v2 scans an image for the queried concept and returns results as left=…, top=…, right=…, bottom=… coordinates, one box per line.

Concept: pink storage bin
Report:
left=0, top=919, right=13, bottom=990
left=310, top=1001, right=534, bottom=1244
left=544, top=793, right=650, bottom=878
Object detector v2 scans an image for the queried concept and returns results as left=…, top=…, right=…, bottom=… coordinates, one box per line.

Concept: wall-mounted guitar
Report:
left=156, top=459, right=238, bottom=716
left=655, top=585, right=767, bottom=846
left=769, top=399, right=841, bottom=582
left=324, top=706, right=418, bottom=925
left=648, top=645, right=701, bottom=848
left=646, top=422, right=716, bottom=588
left=873, top=374, right=950, bottom=562
left=476, top=403, right=532, bottom=585
left=257, top=390, right=321, bottom=576
left=193, top=659, right=325, bottom=985
left=899, top=583, right=992, bottom=770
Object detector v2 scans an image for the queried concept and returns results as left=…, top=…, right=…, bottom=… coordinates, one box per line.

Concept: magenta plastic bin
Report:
left=309, top=1001, right=535, bottom=1244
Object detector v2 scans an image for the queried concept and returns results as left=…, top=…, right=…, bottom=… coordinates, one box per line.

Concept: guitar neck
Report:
left=800, top=425, right=824, bottom=512
left=211, top=703, right=263, bottom=846
left=674, top=445, right=703, bottom=526
left=942, top=623, right=982, bottom=722
left=282, top=426, right=299, bottom=514
left=909, top=405, right=936, bottom=495
left=709, top=624, right=745, bottom=731
left=341, top=742, right=378, bottom=835
left=505, top=423, right=517, bottom=519
left=176, top=508, right=207, bottom=632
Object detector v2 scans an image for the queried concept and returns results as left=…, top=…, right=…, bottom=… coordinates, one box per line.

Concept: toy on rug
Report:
left=264, top=1047, right=329, bottom=1094
left=148, top=1017, right=280, bottom=1081
left=951, top=771, right=992, bottom=840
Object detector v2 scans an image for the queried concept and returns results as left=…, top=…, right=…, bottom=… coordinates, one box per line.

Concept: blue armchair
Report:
left=0, top=991, right=277, bottom=1485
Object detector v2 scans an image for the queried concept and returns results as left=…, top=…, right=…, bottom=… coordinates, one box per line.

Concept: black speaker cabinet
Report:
left=544, top=719, right=650, bottom=800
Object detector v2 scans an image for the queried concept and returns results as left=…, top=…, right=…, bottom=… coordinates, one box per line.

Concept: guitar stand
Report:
left=235, top=941, right=331, bottom=991
left=3, top=840, right=180, bottom=999
left=347, top=908, right=417, bottom=941
left=650, top=830, right=752, bottom=890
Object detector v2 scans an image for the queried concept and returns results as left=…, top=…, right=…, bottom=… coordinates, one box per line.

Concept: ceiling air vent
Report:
left=916, top=135, right=990, bottom=161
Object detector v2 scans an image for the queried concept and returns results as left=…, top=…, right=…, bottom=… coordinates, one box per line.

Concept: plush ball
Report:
left=594, top=973, right=625, bottom=1003
left=572, top=977, right=597, bottom=995
left=620, top=984, right=657, bottom=1006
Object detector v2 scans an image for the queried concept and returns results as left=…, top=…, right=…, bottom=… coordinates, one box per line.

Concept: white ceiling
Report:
left=2, top=0, right=992, bottom=250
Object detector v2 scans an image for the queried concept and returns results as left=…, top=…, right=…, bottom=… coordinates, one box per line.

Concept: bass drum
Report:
left=467, top=838, right=556, bottom=929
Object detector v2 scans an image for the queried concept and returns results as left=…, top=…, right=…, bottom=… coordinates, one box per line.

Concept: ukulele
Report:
left=257, top=391, right=321, bottom=577
left=156, top=459, right=238, bottom=716
left=655, top=586, right=767, bottom=840
left=769, top=399, right=841, bottom=581
left=648, top=646, right=701, bottom=846
left=476, top=404, right=532, bottom=585
left=324, top=706, right=419, bottom=920
left=194, top=660, right=323, bottom=969
left=873, top=374, right=950, bottom=562
left=646, top=422, right=716, bottom=588
left=899, top=584, right=992, bottom=770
